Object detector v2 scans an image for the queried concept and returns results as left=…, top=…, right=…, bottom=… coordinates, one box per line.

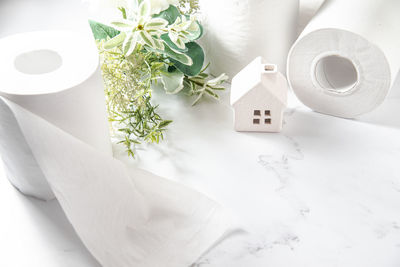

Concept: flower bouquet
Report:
left=89, top=0, right=228, bottom=157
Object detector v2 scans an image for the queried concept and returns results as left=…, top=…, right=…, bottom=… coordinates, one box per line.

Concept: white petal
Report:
left=145, top=18, right=168, bottom=30
left=139, top=0, right=151, bottom=17
left=125, top=32, right=138, bottom=56
left=139, top=31, right=156, bottom=48
left=111, top=19, right=135, bottom=31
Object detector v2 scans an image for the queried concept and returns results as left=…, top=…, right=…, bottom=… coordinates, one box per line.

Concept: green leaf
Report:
left=198, top=72, right=208, bottom=79
left=183, top=15, right=203, bottom=40
left=104, top=32, right=126, bottom=49
left=164, top=45, right=193, bottom=65
left=175, top=38, right=186, bottom=50
left=146, top=45, right=192, bottom=65
left=205, top=88, right=220, bottom=99
left=118, top=7, right=127, bottom=19
left=160, top=34, right=188, bottom=52
left=207, top=73, right=229, bottom=86
left=159, top=120, right=173, bottom=128
left=171, top=42, right=204, bottom=76
left=153, top=38, right=165, bottom=51
left=89, top=20, right=120, bottom=40
left=192, top=92, right=204, bottom=106
left=190, top=22, right=203, bottom=41
left=152, top=5, right=180, bottom=25
left=160, top=67, right=185, bottom=94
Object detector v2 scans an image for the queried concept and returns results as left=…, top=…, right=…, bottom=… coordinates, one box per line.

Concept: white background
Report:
left=1, top=0, right=400, bottom=266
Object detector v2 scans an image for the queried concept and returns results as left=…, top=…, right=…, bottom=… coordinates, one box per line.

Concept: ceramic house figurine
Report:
left=230, top=57, right=288, bottom=132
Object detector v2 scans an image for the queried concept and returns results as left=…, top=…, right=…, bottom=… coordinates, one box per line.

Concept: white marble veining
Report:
left=122, top=81, right=400, bottom=267
left=1, top=0, right=400, bottom=266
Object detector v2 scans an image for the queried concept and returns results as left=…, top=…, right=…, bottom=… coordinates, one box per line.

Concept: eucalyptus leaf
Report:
left=89, top=20, right=120, bottom=40
left=160, top=67, right=185, bottom=94
left=152, top=5, right=180, bottom=25
left=164, top=45, right=193, bottom=65
left=190, top=22, right=203, bottom=40
left=183, top=15, right=203, bottom=40
left=171, top=42, right=204, bottom=76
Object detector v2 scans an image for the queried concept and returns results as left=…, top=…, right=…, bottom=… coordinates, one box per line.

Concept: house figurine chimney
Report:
left=230, top=57, right=288, bottom=132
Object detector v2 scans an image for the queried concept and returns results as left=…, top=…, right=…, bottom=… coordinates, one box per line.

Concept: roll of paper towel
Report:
left=287, top=0, right=400, bottom=118
left=0, top=31, right=229, bottom=267
left=0, top=31, right=112, bottom=200
left=200, top=0, right=299, bottom=78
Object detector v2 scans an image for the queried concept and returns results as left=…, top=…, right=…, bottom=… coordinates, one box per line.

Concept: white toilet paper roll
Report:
left=0, top=31, right=112, bottom=200
left=200, top=0, right=299, bottom=78
left=0, top=30, right=229, bottom=267
left=287, top=0, right=400, bottom=118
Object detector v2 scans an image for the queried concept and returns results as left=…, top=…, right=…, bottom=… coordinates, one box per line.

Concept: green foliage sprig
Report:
left=183, top=63, right=229, bottom=105
left=118, top=97, right=172, bottom=157
left=178, top=0, right=200, bottom=14
left=90, top=0, right=228, bottom=157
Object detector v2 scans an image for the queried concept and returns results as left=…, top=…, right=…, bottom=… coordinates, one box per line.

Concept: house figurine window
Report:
left=253, top=109, right=271, bottom=125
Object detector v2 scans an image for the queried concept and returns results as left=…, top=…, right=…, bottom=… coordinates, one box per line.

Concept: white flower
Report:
left=149, top=0, right=179, bottom=15
left=106, top=0, right=169, bottom=56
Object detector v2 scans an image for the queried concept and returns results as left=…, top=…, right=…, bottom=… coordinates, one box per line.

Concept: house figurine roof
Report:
left=230, top=57, right=288, bottom=107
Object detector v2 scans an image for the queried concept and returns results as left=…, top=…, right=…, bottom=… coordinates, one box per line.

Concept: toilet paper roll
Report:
left=0, top=31, right=112, bottom=200
left=0, top=31, right=229, bottom=267
left=287, top=0, right=400, bottom=118
left=199, top=0, right=299, bottom=78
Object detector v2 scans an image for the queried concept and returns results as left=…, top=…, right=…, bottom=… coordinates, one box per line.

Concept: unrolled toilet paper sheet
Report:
left=0, top=30, right=230, bottom=267
left=288, top=0, right=400, bottom=118
left=0, top=98, right=230, bottom=267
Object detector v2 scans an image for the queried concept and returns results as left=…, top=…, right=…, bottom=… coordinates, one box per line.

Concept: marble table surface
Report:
left=1, top=0, right=400, bottom=266
left=2, top=83, right=400, bottom=267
